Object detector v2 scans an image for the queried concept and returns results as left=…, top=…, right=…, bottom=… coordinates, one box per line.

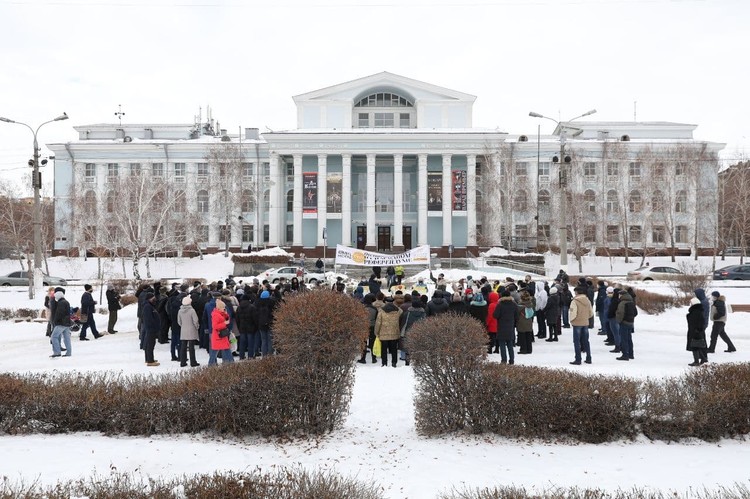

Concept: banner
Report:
left=427, top=173, right=442, bottom=211
left=335, top=244, right=431, bottom=267
left=303, top=173, right=317, bottom=213
left=452, top=169, right=467, bottom=211
left=327, top=173, right=342, bottom=213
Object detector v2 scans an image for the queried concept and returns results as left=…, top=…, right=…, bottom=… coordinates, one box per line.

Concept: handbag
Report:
left=400, top=311, right=411, bottom=338
left=372, top=337, right=382, bottom=357
left=79, top=312, right=89, bottom=323
left=218, top=328, right=230, bottom=338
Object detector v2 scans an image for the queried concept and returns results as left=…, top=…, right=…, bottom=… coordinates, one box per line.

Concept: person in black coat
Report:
left=606, top=288, right=621, bottom=350
left=155, top=289, right=171, bottom=344
left=141, top=292, right=161, bottom=366
left=468, top=292, right=488, bottom=328
left=544, top=286, right=561, bottom=342
left=368, top=274, right=382, bottom=296
left=426, top=291, right=449, bottom=316
left=79, top=284, right=102, bottom=341
left=105, top=284, right=121, bottom=334
left=686, top=297, right=708, bottom=366
left=493, top=290, right=519, bottom=364
left=448, top=292, right=468, bottom=315
left=235, top=294, right=258, bottom=359
left=167, top=284, right=189, bottom=361
left=595, top=280, right=608, bottom=335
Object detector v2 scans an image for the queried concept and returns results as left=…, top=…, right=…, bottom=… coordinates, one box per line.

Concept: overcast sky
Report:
left=1, top=0, right=747, bottom=188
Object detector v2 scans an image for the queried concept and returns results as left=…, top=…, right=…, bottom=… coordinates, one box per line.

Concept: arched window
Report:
left=606, top=189, right=619, bottom=213
left=516, top=189, right=528, bottom=211
left=675, top=190, right=687, bottom=213
left=628, top=190, right=642, bottom=213
left=652, top=190, right=664, bottom=211
left=354, top=92, right=413, bottom=108
left=197, top=190, right=209, bottom=213
left=287, top=189, right=294, bottom=212
left=174, top=190, right=186, bottom=213
left=241, top=189, right=254, bottom=213
left=106, top=191, right=116, bottom=213
left=584, top=189, right=596, bottom=213
left=538, top=189, right=550, bottom=207
left=83, top=190, right=97, bottom=216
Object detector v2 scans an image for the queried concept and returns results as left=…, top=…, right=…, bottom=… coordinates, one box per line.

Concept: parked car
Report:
left=263, top=266, right=326, bottom=284
left=627, top=266, right=683, bottom=281
left=713, top=265, right=750, bottom=280
left=0, top=270, right=68, bottom=287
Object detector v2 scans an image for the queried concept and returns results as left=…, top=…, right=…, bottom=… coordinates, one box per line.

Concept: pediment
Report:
left=293, top=71, right=476, bottom=104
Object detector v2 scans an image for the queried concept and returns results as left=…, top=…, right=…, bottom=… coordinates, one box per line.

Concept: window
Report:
left=152, top=163, right=164, bottom=177
left=584, top=162, right=597, bottom=178
left=241, top=189, right=254, bottom=213
left=174, top=224, right=187, bottom=245
left=219, top=225, right=231, bottom=243
left=652, top=226, right=666, bottom=244
left=629, top=161, right=642, bottom=178
left=607, top=162, right=619, bottom=177
left=263, top=190, right=270, bottom=210
left=263, top=224, right=269, bottom=243
left=515, top=225, right=528, bottom=238
left=607, top=225, right=620, bottom=243
left=174, top=190, right=186, bottom=213
left=676, top=162, right=686, bottom=176
left=174, top=162, right=186, bottom=180
left=262, top=162, right=270, bottom=177
left=374, top=112, right=394, bottom=128
left=515, top=190, right=527, bottom=211
left=652, top=190, right=664, bottom=211
left=84, top=226, right=96, bottom=243
left=628, top=190, right=642, bottom=213
left=538, top=189, right=550, bottom=207
left=106, top=191, right=115, bottom=213
left=538, top=224, right=551, bottom=239
left=107, top=163, right=119, bottom=179
left=584, top=190, right=596, bottom=213
left=515, top=162, right=527, bottom=177
left=629, top=225, right=642, bottom=242
left=654, top=162, right=665, bottom=178
left=106, top=225, right=118, bottom=243
left=606, top=190, right=619, bottom=213
left=399, top=113, right=410, bottom=128
left=84, top=163, right=96, bottom=181
left=538, top=161, right=550, bottom=179
left=358, top=113, right=369, bottom=128
left=676, top=225, right=688, bottom=243
left=197, top=162, right=209, bottom=178
left=242, top=225, right=253, bottom=243
left=242, top=162, right=252, bottom=179
left=675, top=190, right=687, bottom=213
left=83, top=190, right=97, bottom=216
left=197, top=225, right=209, bottom=243
left=287, top=189, right=294, bottom=212
left=197, top=190, right=209, bottom=213
left=129, top=163, right=141, bottom=176
left=286, top=224, right=293, bottom=243
left=218, top=162, right=228, bottom=177
left=355, top=92, right=413, bottom=108
left=584, top=225, right=596, bottom=243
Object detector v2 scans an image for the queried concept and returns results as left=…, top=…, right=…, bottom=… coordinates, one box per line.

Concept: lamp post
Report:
left=0, top=112, right=68, bottom=298
left=529, top=109, right=596, bottom=271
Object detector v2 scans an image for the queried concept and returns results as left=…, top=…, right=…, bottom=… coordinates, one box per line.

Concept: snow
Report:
left=1, top=254, right=749, bottom=497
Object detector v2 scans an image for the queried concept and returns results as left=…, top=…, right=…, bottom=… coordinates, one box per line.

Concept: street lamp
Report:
left=529, top=109, right=596, bottom=271
left=0, top=112, right=68, bottom=297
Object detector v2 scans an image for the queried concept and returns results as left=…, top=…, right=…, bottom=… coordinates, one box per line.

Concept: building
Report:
left=48, top=72, right=724, bottom=258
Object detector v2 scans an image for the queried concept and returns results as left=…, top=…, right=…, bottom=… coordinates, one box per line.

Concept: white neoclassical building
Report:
left=48, top=72, right=724, bottom=258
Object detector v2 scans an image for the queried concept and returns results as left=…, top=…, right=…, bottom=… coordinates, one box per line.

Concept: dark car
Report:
left=713, top=265, right=750, bottom=280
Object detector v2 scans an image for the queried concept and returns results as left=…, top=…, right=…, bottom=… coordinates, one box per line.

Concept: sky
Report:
left=1, top=253, right=750, bottom=497
left=1, top=0, right=748, bottom=191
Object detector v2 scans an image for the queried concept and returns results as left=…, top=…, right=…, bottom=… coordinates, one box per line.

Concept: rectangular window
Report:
left=106, top=225, right=118, bottom=242
left=538, top=161, right=550, bottom=179
left=219, top=225, right=230, bottom=243
left=374, top=112, right=394, bottom=127
left=174, top=224, right=187, bottom=245
left=358, top=113, right=369, bottom=128
left=515, top=224, right=528, bottom=238
left=515, top=162, right=527, bottom=176
left=538, top=224, right=551, bottom=239
left=584, top=162, right=597, bottom=178
left=129, top=163, right=141, bottom=176
left=654, top=162, right=665, bottom=178
left=652, top=226, right=666, bottom=244
left=607, top=225, right=620, bottom=243
left=107, top=163, right=119, bottom=178
left=629, top=225, right=642, bottom=243
left=152, top=163, right=164, bottom=177
left=243, top=162, right=253, bottom=179
left=262, top=162, right=270, bottom=177
left=399, top=113, right=410, bottom=128
left=607, top=162, right=619, bottom=177
left=84, top=163, right=96, bottom=181
left=197, top=162, right=209, bottom=178
left=629, top=161, right=642, bottom=178
left=198, top=225, right=209, bottom=243
left=263, top=224, right=269, bottom=243
left=84, top=226, right=97, bottom=243
left=584, top=225, right=596, bottom=243
left=676, top=162, right=686, bottom=176
left=286, top=224, right=293, bottom=243
left=174, top=162, right=186, bottom=180
left=218, top=162, right=228, bottom=177
left=675, top=225, right=688, bottom=243
left=242, top=225, right=254, bottom=243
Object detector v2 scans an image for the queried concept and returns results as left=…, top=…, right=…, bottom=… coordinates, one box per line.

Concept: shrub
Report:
left=407, top=313, right=488, bottom=435
left=669, top=261, right=712, bottom=297
left=231, top=254, right=292, bottom=264
left=632, top=288, right=688, bottom=315
left=439, top=483, right=750, bottom=499
left=120, top=294, right=139, bottom=307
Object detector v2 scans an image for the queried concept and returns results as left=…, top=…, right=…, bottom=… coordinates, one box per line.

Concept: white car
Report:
left=263, top=266, right=326, bottom=284
left=626, top=266, right=683, bottom=281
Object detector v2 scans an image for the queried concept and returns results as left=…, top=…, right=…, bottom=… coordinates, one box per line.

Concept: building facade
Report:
left=48, top=72, right=724, bottom=257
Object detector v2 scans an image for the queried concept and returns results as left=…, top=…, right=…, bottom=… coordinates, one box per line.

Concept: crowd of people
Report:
left=41, top=266, right=738, bottom=369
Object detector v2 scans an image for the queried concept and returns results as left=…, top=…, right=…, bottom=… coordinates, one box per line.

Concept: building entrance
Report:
left=377, top=226, right=391, bottom=252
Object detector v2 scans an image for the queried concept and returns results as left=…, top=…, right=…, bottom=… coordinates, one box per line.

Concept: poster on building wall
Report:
left=452, top=169, right=467, bottom=211
left=303, top=173, right=317, bottom=213
left=327, top=174, right=342, bottom=213
left=427, top=172, right=442, bottom=211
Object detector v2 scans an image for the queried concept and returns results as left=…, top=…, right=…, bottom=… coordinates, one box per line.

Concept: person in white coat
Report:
left=534, top=281, right=548, bottom=338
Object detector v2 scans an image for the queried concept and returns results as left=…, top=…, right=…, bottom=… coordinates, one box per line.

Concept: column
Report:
left=268, top=153, right=281, bottom=246
left=417, top=154, right=428, bottom=246
left=342, top=154, right=352, bottom=246
left=393, top=154, right=404, bottom=250
left=366, top=153, right=376, bottom=250
left=317, top=154, right=328, bottom=247
left=466, top=153, right=477, bottom=246
left=292, top=154, right=303, bottom=246
left=442, top=153, right=452, bottom=247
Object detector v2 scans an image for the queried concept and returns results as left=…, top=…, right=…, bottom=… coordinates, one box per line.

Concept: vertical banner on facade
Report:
left=452, top=169, right=467, bottom=211
left=303, top=173, right=317, bottom=213
left=327, top=173, right=342, bottom=213
left=427, top=172, right=442, bottom=211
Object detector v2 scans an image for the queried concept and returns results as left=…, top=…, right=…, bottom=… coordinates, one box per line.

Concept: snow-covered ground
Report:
left=1, top=253, right=749, bottom=497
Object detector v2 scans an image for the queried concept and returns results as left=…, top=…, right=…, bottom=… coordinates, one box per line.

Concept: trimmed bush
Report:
left=632, top=288, right=688, bottom=315
left=232, top=254, right=292, bottom=264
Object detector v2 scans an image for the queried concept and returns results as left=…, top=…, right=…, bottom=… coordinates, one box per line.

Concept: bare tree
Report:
left=719, top=160, right=750, bottom=264
left=0, top=180, right=33, bottom=269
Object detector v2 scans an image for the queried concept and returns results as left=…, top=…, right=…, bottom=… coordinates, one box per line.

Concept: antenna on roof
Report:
left=114, top=104, right=125, bottom=125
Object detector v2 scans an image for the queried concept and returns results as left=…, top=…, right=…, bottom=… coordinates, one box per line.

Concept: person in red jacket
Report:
left=210, top=299, right=234, bottom=365
left=485, top=291, right=500, bottom=354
